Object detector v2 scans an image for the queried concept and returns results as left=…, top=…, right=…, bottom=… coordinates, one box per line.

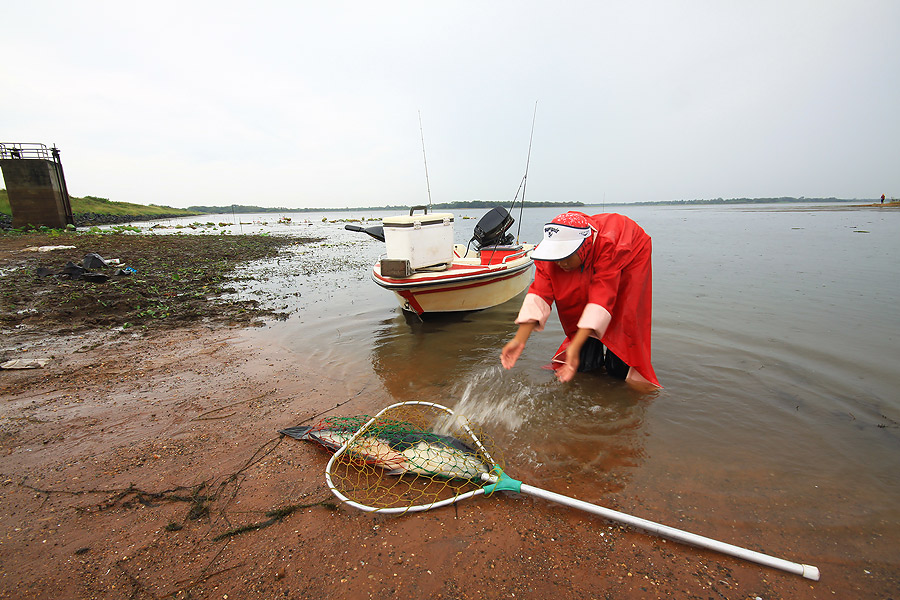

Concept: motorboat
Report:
left=346, top=206, right=534, bottom=315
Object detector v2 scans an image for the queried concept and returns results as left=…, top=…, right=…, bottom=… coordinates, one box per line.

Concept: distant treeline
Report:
left=606, top=197, right=853, bottom=206
left=187, top=200, right=585, bottom=214
left=2, top=188, right=873, bottom=223
left=186, top=197, right=867, bottom=213
left=188, top=204, right=290, bottom=214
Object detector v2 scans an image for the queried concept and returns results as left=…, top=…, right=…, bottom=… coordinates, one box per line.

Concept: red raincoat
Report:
left=516, top=212, right=660, bottom=387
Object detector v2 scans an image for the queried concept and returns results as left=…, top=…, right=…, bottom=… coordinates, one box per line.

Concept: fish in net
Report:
left=280, top=402, right=501, bottom=513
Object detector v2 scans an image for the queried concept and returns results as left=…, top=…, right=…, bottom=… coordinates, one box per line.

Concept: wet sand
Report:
left=2, top=225, right=896, bottom=598
left=0, top=324, right=860, bottom=600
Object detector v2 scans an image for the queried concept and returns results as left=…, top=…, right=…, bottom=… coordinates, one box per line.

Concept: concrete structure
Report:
left=0, top=143, right=74, bottom=229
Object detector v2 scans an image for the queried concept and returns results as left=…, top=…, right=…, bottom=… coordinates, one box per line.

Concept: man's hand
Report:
left=556, top=344, right=581, bottom=382
left=500, top=321, right=537, bottom=370
left=501, top=339, right=525, bottom=369
left=556, top=327, right=594, bottom=382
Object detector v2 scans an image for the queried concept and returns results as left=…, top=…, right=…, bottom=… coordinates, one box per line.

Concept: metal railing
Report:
left=0, top=142, right=59, bottom=161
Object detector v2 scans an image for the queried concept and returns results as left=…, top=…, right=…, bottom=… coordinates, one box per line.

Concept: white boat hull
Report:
left=372, top=245, right=534, bottom=315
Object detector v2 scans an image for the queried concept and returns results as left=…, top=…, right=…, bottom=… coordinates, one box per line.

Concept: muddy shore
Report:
left=0, top=232, right=877, bottom=599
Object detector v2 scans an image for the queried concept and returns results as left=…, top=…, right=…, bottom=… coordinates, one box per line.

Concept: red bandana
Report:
left=550, top=212, right=590, bottom=229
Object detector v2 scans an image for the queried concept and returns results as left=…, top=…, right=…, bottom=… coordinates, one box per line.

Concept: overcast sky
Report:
left=2, top=1, right=898, bottom=209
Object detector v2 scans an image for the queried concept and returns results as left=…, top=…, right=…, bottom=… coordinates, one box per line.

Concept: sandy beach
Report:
left=0, top=231, right=892, bottom=599
left=1, top=325, right=833, bottom=600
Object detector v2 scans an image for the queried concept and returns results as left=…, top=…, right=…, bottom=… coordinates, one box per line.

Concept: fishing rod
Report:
left=511, top=101, right=538, bottom=242
left=419, top=110, right=433, bottom=210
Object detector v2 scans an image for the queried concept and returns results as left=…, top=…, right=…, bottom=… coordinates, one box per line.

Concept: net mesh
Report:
left=312, top=403, right=501, bottom=512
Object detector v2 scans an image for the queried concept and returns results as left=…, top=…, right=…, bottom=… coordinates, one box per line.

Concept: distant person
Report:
left=500, top=211, right=661, bottom=389
left=882, top=194, right=886, bottom=205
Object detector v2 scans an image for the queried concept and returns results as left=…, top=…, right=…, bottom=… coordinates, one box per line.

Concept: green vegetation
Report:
left=0, top=188, right=197, bottom=218
left=71, top=195, right=196, bottom=217
left=0, top=231, right=314, bottom=333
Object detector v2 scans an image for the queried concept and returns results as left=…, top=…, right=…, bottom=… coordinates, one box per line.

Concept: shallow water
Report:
left=132, top=203, right=900, bottom=578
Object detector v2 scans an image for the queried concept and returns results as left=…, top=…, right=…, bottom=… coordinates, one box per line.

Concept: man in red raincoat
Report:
left=501, top=211, right=661, bottom=389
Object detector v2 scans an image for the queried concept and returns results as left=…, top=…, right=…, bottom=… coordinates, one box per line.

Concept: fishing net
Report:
left=281, top=401, right=820, bottom=580
left=299, top=402, right=502, bottom=513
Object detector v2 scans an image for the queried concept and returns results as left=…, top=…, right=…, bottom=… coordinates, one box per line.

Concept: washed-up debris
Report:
left=34, top=253, right=126, bottom=283
left=62, top=261, right=87, bottom=279
left=20, top=245, right=77, bottom=252
left=1, top=358, right=50, bottom=370
left=82, top=253, right=108, bottom=269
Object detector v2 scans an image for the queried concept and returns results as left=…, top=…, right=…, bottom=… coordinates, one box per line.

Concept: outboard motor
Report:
left=472, top=206, right=515, bottom=249
left=344, top=223, right=385, bottom=242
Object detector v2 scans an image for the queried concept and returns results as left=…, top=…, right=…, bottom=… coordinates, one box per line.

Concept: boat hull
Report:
left=372, top=246, right=534, bottom=315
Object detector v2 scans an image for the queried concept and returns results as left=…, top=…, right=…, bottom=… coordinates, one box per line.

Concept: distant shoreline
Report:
left=2, top=196, right=895, bottom=231
left=184, top=197, right=887, bottom=214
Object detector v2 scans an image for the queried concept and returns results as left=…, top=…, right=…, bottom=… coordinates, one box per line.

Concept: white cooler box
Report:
left=383, top=211, right=455, bottom=270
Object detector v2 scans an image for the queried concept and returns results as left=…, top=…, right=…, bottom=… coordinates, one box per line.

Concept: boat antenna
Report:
left=513, top=101, right=538, bottom=242
left=419, top=110, right=433, bottom=209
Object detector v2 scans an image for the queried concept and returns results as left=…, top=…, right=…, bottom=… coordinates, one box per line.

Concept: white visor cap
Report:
left=531, top=223, right=591, bottom=261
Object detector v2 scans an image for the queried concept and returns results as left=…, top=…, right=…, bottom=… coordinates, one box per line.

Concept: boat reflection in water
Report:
left=368, top=303, right=649, bottom=497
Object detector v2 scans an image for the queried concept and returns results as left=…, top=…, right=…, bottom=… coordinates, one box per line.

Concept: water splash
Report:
left=443, top=366, right=537, bottom=432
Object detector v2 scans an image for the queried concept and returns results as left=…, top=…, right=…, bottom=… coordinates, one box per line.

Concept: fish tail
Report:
left=278, top=426, right=314, bottom=440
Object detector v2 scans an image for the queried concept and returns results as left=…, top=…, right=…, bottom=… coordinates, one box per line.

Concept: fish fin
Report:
left=384, top=468, right=407, bottom=476
left=279, top=426, right=314, bottom=440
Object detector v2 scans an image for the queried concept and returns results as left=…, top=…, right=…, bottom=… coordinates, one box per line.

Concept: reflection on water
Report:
left=135, top=204, right=900, bottom=577
left=369, top=304, right=650, bottom=493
